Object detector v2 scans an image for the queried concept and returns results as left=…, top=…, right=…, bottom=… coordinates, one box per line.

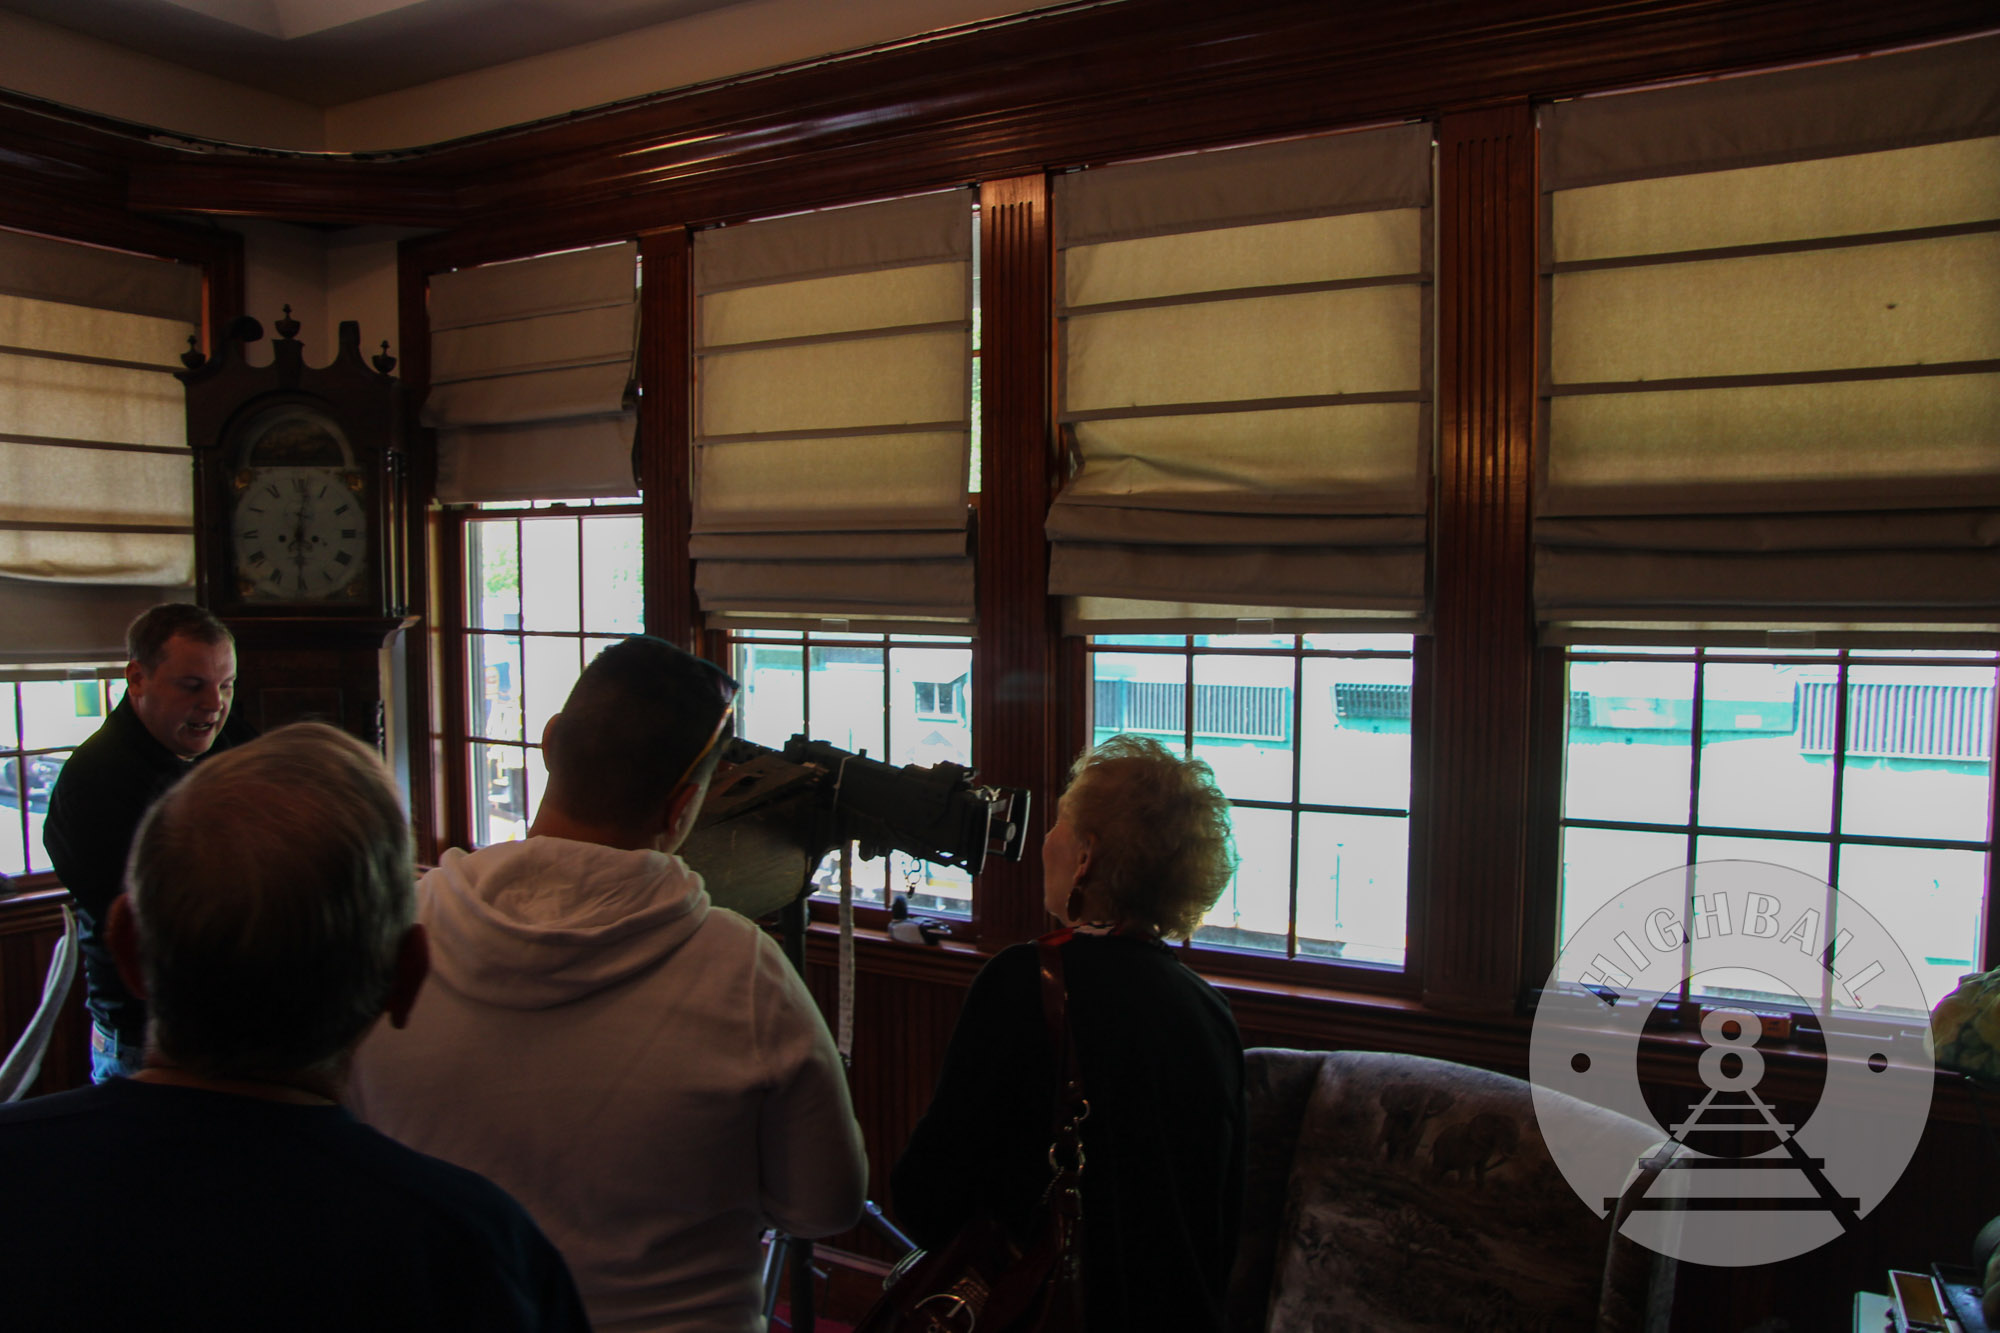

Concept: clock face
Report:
left=232, top=466, right=369, bottom=603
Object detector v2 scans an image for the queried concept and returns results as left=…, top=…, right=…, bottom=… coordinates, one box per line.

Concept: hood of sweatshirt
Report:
left=420, top=836, right=710, bottom=1010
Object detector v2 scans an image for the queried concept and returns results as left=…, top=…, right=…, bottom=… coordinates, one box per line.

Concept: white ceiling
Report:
left=0, top=0, right=769, bottom=105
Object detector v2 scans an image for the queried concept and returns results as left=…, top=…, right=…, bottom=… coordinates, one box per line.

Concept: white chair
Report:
left=0, top=905, right=79, bottom=1101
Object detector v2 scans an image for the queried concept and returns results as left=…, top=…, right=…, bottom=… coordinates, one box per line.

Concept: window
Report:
left=728, top=627, right=974, bottom=917
left=1088, top=632, right=1417, bottom=967
left=0, top=668, right=123, bottom=878
left=458, top=502, right=644, bottom=845
left=912, top=675, right=966, bottom=722
left=1556, top=646, right=1998, bottom=1015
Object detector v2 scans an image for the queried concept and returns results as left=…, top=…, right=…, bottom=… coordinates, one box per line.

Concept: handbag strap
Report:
left=1036, top=932, right=1088, bottom=1146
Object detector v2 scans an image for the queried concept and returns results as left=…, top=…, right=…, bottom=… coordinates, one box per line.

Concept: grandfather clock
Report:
left=179, top=311, right=416, bottom=751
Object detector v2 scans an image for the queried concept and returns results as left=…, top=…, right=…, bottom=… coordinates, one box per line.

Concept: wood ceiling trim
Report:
left=23, top=0, right=1991, bottom=244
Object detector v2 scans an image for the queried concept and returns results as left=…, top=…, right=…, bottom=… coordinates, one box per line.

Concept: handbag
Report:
left=855, top=933, right=1089, bottom=1333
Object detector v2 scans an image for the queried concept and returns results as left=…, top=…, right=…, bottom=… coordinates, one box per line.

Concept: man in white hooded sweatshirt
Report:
left=351, top=636, right=867, bottom=1333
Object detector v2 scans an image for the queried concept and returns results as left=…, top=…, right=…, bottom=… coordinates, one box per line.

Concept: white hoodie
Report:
left=350, top=837, right=867, bottom=1333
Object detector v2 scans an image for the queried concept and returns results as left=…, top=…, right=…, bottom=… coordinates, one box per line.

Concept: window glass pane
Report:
left=21, top=750, right=71, bottom=876
left=1195, top=804, right=1292, bottom=954
left=582, top=637, right=626, bottom=670
left=809, top=645, right=885, bottom=758
left=0, top=684, right=16, bottom=748
left=469, top=634, right=523, bottom=743
left=1706, top=646, right=1837, bottom=658
left=1692, top=833, right=1829, bottom=882
left=1091, top=651, right=1184, bottom=749
left=1695, top=661, right=1833, bottom=834
left=522, top=636, right=583, bottom=751
left=1094, top=634, right=1184, bottom=648
left=519, top=517, right=581, bottom=634
left=1687, top=966, right=1806, bottom=1011
left=0, top=775, right=25, bottom=876
left=1837, top=843, right=1989, bottom=1014
left=1848, top=649, right=2000, bottom=662
left=1301, top=654, right=1412, bottom=812
left=581, top=515, right=644, bottom=635
left=737, top=643, right=804, bottom=749
left=1564, top=659, right=1695, bottom=825
left=1191, top=654, right=1293, bottom=804
left=469, top=520, right=520, bottom=630
left=1301, top=633, right=1414, bottom=652
left=905, top=854, right=971, bottom=917
left=1838, top=664, right=1996, bottom=843
left=474, top=742, right=529, bottom=846
left=1201, top=632, right=1293, bottom=651
left=21, top=679, right=115, bottom=750
left=523, top=746, right=550, bottom=832
left=1685, top=860, right=1825, bottom=1009
left=1297, top=811, right=1407, bottom=967
left=890, top=646, right=971, bottom=769
left=814, top=844, right=888, bottom=908
left=1556, top=826, right=1688, bottom=980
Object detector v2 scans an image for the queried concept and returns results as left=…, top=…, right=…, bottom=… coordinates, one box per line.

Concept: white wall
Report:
left=227, top=220, right=418, bottom=367
left=327, top=226, right=421, bottom=362
left=0, top=1, right=1039, bottom=153
left=321, top=0, right=1036, bottom=151
left=0, top=11, right=322, bottom=150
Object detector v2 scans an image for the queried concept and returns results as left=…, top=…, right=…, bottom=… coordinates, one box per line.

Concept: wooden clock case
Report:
left=180, top=314, right=416, bottom=750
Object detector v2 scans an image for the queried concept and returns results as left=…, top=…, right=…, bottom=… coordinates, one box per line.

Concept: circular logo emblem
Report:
left=1528, top=860, right=1934, bottom=1267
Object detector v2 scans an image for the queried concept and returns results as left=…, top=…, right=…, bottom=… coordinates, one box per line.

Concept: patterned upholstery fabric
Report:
left=1228, top=1050, right=1672, bottom=1333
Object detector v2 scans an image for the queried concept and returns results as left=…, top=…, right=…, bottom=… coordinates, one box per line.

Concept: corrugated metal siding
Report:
left=1798, top=681, right=1994, bottom=761
left=1093, top=679, right=1291, bottom=742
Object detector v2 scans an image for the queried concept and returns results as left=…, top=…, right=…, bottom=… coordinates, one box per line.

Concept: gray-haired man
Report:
left=0, top=723, right=590, bottom=1332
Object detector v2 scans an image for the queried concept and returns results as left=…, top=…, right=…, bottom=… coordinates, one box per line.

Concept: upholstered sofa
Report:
left=1228, top=1049, right=1674, bottom=1333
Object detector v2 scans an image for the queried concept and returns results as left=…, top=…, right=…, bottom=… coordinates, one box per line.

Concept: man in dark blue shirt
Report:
left=43, top=603, right=251, bottom=1080
left=0, top=722, right=590, bottom=1333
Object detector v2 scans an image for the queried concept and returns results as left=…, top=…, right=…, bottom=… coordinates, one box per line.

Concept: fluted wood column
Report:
left=971, top=174, right=1062, bottom=948
left=639, top=228, right=698, bottom=650
left=1423, top=104, right=1538, bottom=1012
left=396, top=242, right=456, bottom=860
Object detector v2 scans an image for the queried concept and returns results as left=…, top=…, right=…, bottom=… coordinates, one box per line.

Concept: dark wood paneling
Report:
left=802, top=932, right=973, bottom=1262
left=1423, top=104, right=1538, bottom=1014
left=0, top=889, right=89, bottom=1098
left=126, top=161, right=458, bottom=227
left=971, top=174, right=1060, bottom=950
left=639, top=228, right=697, bottom=649
left=227, top=616, right=417, bottom=751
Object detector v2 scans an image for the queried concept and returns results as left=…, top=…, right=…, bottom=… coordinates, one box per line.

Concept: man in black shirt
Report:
left=43, top=602, right=250, bottom=1081
left=0, top=722, right=590, bottom=1332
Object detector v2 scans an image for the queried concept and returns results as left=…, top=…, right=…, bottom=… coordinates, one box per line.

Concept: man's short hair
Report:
left=544, top=637, right=737, bottom=827
left=125, top=723, right=413, bottom=1081
left=127, top=603, right=233, bottom=672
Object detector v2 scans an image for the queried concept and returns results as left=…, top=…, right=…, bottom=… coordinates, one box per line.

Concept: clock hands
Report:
left=237, top=468, right=363, bottom=601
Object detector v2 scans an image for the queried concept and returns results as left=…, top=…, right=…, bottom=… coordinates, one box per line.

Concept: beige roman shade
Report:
left=691, top=189, right=975, bottom=629
left=1536, top=34, right=2000, bottom=643
left=0, top=228, right=202, bottom=663
left=426, top=241, right=640, bottom=503
left=1049, top=122, right=1434, bottom=634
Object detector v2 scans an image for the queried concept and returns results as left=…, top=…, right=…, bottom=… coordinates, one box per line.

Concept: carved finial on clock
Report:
left=180, top=335, right=205, bottom=372
left=372, top=341, right=397, bottom=376
left=275, top=304, right=301, bottom=341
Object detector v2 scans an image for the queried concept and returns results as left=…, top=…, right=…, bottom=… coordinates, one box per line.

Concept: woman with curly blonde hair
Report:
left=893, top=734, right=1248, bottom=1332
